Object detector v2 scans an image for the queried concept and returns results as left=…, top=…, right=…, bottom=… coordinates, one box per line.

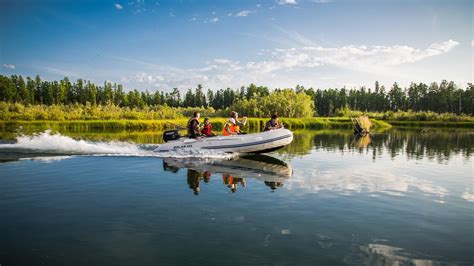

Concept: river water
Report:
left=0, top=128, right=472, bottom=265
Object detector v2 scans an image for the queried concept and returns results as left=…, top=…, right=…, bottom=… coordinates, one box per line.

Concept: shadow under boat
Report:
left=162, top=154, right=293, bottom=183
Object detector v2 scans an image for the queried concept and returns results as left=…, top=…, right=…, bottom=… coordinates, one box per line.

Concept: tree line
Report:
left=307, top=81, right=474, bottom=116
left=0, top=74, right=473, bottom=116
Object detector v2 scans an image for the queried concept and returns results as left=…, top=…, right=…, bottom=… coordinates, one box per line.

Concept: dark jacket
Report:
left=263, top=120, right=277, bottom=131
left=187, top=118, right=200, bottom=138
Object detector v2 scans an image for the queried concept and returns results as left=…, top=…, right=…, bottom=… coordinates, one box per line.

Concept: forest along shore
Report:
left=1, top=75, right=473, bottom=131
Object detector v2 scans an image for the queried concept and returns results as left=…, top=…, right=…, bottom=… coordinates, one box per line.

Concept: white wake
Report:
left=0, top=130, right=234, bottom=159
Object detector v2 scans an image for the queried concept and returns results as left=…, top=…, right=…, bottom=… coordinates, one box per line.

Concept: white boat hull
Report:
left=154, top=128, right=293, bottom=153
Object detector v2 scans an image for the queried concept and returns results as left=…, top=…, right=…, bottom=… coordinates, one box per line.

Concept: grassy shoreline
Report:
left=1, top=117, right=473, bottom=133
left=0, top=117, right=394, bottom=132
left=385, top=120, right=474, bottom=128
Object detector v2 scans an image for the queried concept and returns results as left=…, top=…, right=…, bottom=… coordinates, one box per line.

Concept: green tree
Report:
left=24, top=77, right=35, bottom=104
left=34, top=75, right=43, bottom=104
left=42, top=81, right=54, bottom=105
left=388, top=82, right=405, bottom=111
left=103, top=82, right=113, bottom=105
left=194, top=84, right=206, bottom=107
left=114, top=84, right=125, bottom=106
left=183, top=89, right=195, bottom=107
left=15, top=75, right=28, bottom=104
left=0, top=75, right=16, bottom=102
left=58, top=78, right=70, bottom=104
left=168, top=88, right=181, bottom=107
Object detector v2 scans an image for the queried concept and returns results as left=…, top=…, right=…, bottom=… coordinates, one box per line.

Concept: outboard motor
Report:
left=163, top=130, right=180, bottom=142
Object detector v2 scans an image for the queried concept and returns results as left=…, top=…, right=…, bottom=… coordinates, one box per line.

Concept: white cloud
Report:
left=235, top=10, right=255, bottom=17
left=3, top=64, right=16, bottom=69
left=114, top=3, right=123, bottom=10
left=246, top=39, right=459, bottom=74
left=320, top=76, right=336, bottom=80
left=287, top=165, right=448, bottom=200
left=274, top=26, right=316, bottom=46
left=277, top=0, right=297, bottom=5
left=360, top=244, right=442, bottom=265
left=214, top=58, right=232, bottom=64
left=425, top=39, right=458, bottom=54
left=38, top=66, right=79, bottom=77
left=128, top=0, right=146, bottom=14
left=257, top=4, right=262, bottom=8
left=227, top=13, right=232, bottom=16
left=471, top=41, right=474, bottom=47
left=308, top=0, right=332, bottom=3
left=209, top=17, right=219, bottom=23
left=117, top=40, right=459, bottom=90
left=135, top=72, right=164, bottom=83
left=462, top=191, right=474, bottom=202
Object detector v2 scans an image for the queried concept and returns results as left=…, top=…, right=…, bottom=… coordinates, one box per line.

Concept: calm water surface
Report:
left=0, top=128, right=473, bottom=265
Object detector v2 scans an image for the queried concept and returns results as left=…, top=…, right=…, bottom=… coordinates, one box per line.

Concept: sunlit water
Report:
left=0, top=128, right=472, bottom=265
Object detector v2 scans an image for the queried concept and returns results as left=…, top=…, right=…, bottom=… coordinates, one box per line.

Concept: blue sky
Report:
left=1, top=0, right=472, bottom=91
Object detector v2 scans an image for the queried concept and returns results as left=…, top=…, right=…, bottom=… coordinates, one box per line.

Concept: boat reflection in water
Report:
left=162, top=154, right=292, bottom=195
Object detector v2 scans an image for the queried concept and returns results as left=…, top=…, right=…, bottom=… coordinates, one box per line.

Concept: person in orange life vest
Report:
left=201, top=117, right=215, bottom=137
left=222, top=111, right=247, bottom=136
left=187, top=112, right=201, bottom=138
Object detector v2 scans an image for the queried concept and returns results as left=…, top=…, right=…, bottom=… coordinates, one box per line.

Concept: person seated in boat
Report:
left=187, top=112, right=201, bottom=138
left=263, top=114, right=283, bottom=131
left=234, top=113, right=248, bottom=134
left=222, top=111, right=247, bottom=136
left=201, top=117, right=215, bottom=137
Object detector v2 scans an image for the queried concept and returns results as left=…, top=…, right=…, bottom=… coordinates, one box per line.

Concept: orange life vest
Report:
left=222, top=123, right=237, bottom=136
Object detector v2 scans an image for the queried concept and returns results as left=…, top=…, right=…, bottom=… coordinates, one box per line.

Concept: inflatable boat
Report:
left=154, top=128, right=293, bottom=153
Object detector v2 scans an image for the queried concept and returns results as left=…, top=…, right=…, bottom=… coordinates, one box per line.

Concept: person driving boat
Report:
left=187, top=112, right=201, bottom=138
left=263, top=114, right=283, bottom=131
